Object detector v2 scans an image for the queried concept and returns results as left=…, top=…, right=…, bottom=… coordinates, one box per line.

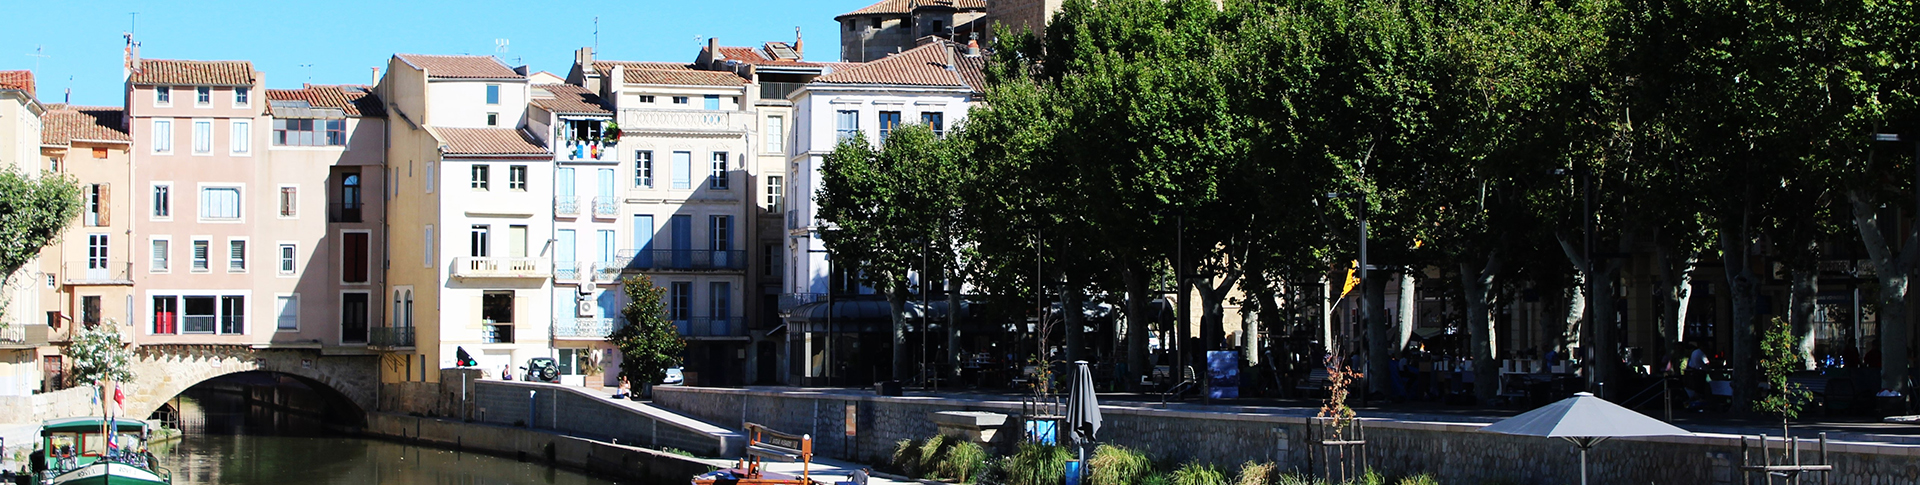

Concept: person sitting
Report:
left=611, top=376, right=632, bottom=400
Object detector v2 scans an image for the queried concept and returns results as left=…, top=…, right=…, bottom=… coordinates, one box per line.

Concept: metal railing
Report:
left=592, top=196, right=619, bottom=218
left=558, top=139, right=618, bottom=162
left=674, top=317, right=742, bottom=337
left=554, top=196, right=580, bottom=217
left=589, top=261, right=624, bottom=283
left=778, top=293, right=827, bottom=313
left=618, top=108, right=750, bottom=133
left=329, top=203, right=364, bottom=223
left=759, top=82, right=804, bottom=101
left=451, top=257, right=551, bottom=279
left=554, top=261, right=583, bottom=281
left=61, top=261, right=132, bottom=285
left=614, top=249, right=746, bottom=271
left=370, top=327, right=416, bottom=348
left=555, top=317, right=618, bottom=339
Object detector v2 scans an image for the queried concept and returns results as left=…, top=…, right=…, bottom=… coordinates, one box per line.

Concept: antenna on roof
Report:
left=496, top=38, right=510, bottom=54
left=26, top=45, right=49, bottom=73
left=128, top=12, right=137, bottom=38
left=593, top=17, right=600, bottom=53
left=300, top=64, right=314, bottom=83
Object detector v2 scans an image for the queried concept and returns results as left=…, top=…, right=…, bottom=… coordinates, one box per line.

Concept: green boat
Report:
left=29, top=417, right=170, bottom=485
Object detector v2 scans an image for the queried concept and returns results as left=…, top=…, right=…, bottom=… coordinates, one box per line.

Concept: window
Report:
left=508, top=165, right=528, bottom=190
left=836, top=110, right=859, bottom=141
left=279, top=186, right=297, bottom=217
left=671, top=151, right=692, bottom=189
left=220, top=296, right=245, bottom=334
left=228, top=239, right=247, bottom=272
left=766, top=175, right=784, bottom=212
left=703, top=95, right=720, bottom=111
left=922, top=112, right=945, bottom=137
left=423, top=225, right=434, bottom=268
left=152, top=120, right=172, bottom=153
left=873, top=18, right=882, bottom=29
left=191, top=240, right=210, bottom=271
left=235, top=87, right=250, bottom=106
left=425, top=163, right=435, bottom=193
left=878, top=111, right=902, bottom=141
left=196, top=86, right=211, bottom=105
left=271, top=119, right=348, bottom=146
left=47, top=157, right=59, bottom=172
left=634, top=151, right=654, bottom=188
left=85, top=184, right=107, bottom=226
left=471, top=164, right=490, bottom=190
left=670, top=282, right=692, bottom=320
left=155, top=86, right=171, bottom=105
left=637, top=95, right=655, bottom=103
left=710, top=215, right=732, bottom=252
left=672, top=96, right=689, bottom=105
left=710, top=282, right=731, bottom=323
left=485, top=113, right=498, bottom=126
left=848, top=20, right=856, bottom=32
left=152, top=296, right=178, bottom=335
left=931, top=20, right=944, bottom=34
left=279, top=244, right=296, bottom=275
left=764, top=243, right=780, bottom=277
left=152, top=184, right=170, bottom=218
left=193, top=120, right=212, bottom=154
left=342, top=293, right=369, bottom=343
left=710, top=152, right=729, bottom=189
left=343, top=232, right=369, bottom=282
left=342, top=174, right=361, bottom=212
left=200, top=187, right=241, bottom=220
left=82, top=296, right=102, bottom=326
left=182, top=297, right=216, bottom=333
left=150, top=239, right=169, bottom=272
left=276, top=295, right=297, bottom=331
left=470, top=225, right=490, bottom=257
left=92, top=147, right=107, bottom=159
left=597, top=230, right=616, bottom=263
left=482, top=292, right=514, bottom=342
left=86, top=235, right=108, bottom=270
left=766, top=116, right=784, bottom=153
left=231, top=120, right=251, bottom=154
left=486, top=85, right=501, bottom=105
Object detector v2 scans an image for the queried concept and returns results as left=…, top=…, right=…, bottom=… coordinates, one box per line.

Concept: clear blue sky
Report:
left=1, top=0, right=856, bottom=106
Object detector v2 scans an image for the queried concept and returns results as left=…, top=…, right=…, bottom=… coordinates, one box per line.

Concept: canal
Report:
left=152, top=375, right=631, bottom=484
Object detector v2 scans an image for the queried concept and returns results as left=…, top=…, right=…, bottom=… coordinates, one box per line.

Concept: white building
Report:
left=526, top=82, right=620, bottom=387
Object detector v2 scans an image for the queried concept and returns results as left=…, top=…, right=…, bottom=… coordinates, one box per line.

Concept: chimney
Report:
left=795, top=27, right=804, bottom=59
left=575, top=47, right=594, bottom=72
left=967, top=33, right=981, bottom=57
left=708, top=37, right=721, bottom=67
left=370, top=66, right=380, bottom=86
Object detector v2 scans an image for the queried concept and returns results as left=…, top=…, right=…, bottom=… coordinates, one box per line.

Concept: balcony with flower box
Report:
left=557, top=119, right=619, bottom=163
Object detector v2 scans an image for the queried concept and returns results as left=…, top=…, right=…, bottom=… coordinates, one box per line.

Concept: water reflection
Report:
left=151, top=385, right=627, bottom=485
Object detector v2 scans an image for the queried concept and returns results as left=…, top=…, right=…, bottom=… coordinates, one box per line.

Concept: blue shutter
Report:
left=670, top=215, right=692, bottom=268
left=632, top=215, right=654, bottom=269
left=704, top=95, right=720, bottom=111
left=556, top=168, right=576, bottom=196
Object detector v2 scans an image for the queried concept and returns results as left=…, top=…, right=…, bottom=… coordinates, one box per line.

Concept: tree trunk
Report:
left=1322, top=275, right=1335, bottom=355
left=1461, top=254, right=1502, bottom=402
left=1124, top=263, right=1153, bottom=392
left=1719, top=232, right=1760, bottom=410
left=889, top=283, right=911, bottom=382
left=1063, top=275, right=1087, bottom=364
left=1789, top=269, right=1818, bottom=371
left=1654, top=247, right=1698, bottom=365
left=1562, top=277, right=1585, bottom=355
left=1848, top=189, right=1915, bottom=393
left=1560, top=232, right=1623, bottom=399
left=1365, top=273, right=1391, bottom=395
left=1398, top=271, right=1417, bottom=354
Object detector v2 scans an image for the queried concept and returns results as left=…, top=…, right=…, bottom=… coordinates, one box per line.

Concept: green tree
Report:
left=611, top=274, right=685, bottom=386
left=0, top=168, right=83, bottom=323
left=68, top=323, right=134, bottom=386
left=1753, top=317, right=1810, bottom=433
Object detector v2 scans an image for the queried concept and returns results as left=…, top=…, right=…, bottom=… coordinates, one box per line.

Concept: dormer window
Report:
left=196, top=86, right=212, bottom=106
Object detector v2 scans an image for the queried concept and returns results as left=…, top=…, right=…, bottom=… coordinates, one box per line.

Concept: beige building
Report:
left=1, top=71, right=48, bottom=395
left=836, top=0, right=988, bottom=62
left=984, top=0, right=1062, bottom=41
left=34, top=104, right=134, bottom=393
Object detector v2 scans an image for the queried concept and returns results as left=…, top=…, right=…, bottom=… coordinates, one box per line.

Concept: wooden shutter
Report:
left=96, top=183, right=110, bottom=226
left=343, top=232, right=369, bottom=283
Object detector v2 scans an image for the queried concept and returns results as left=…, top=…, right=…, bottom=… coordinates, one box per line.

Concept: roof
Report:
left=814, top=41, right=980, bottom=90
left=530, top=84, right=610, bottom=115
left=128, top=59, right=256, bottom=86
left=623, top=68, right=747, bottom=87
left=436, top=127, right=548, bottom=156
left=0, top=70, right=32, bottom=93
left=593, top=61, right=695, bottom=78
left=41, top=105, right=131, bottom=146
left=713, top=45, right=821, bottom=68
left=395, top=54, right=523, bottom=79
left=42, top=417, right=149, bottom=434
left=838, top=0, right=985, bottom=19
left=265, top=85, right=385, bottom=118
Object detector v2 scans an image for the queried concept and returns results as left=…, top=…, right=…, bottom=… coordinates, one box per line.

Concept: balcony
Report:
left=329, top=203, right=364, bottom=223
left=555, top=317, right=618, bottom=339
left=778, top=293, right=827, bottom=313
left=554, top=261, right=583, bottom=281
left=589, top=262, right=624, bottom=284
left=615, top=249, right=746, bottom=272
left=369, top=327, right=416, bottom=348
left=451, top=257, right=551, bottom=279
left=482, top=323, right=515, bottom=344
left=61, top=261, right=132, bottom=285
left=554, top=196, right=580, bottom=218
left=675, top=317, right=744, bottom=338
left=618, top=108, right=750, bottom=134
left=558, top=139, right=618, bottom=162
left=592, top=196, right=619, bottom=219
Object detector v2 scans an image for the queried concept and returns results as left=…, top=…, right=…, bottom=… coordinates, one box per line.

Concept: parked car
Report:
left=522, top=358, right=560, bottom=383
left=660, top=367, right=684, bottom=386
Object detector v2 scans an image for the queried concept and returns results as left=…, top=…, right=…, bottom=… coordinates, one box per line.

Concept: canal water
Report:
left=150, top=380, right=629, bottom=484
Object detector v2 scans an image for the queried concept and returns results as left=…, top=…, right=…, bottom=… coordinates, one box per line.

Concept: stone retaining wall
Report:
left=0, top=387, right=99, bottom=424
left=364, top=412, right=715, bottom=483
left=653, top=387, right=1920, bottom=484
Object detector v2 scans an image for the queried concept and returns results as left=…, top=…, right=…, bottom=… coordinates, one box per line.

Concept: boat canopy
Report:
left=41, top=417, right=149, bottom=435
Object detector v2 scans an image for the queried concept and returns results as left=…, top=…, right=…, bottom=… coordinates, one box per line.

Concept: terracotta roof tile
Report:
left=395, top=54, right=523, bottom=79
left=40, top=105, right=130, bottom=146
left=623, top=69, right=746, bottom=87
left=0, top=70, right=32, bottom=93
left=815, top=41, right=978, bottom=90
left=266, top=85, right=385, bottom=118
left=437, top=127, right=548, bottom=155
left=838, top=0, right=984, bottom=19
left=593, top=61, right=694, bottom=78
left=713, top=45, right=823, bottom=68
left=128, top=59, right=256, bottom=86
left=530, top=84, right=610, bottom=115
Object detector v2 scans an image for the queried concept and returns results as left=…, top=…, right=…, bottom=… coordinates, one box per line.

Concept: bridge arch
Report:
left=122, top=345, right=378, bottom=421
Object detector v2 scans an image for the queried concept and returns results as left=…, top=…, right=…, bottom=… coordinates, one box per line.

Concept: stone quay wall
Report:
left=378, top=369, right=742, bottom=458
left=652, top=386, right=1920, bottom=484
left=364, top=412, right=715, bottom=484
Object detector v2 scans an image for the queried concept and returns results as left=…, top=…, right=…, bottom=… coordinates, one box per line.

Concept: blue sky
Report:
left=1, top=0, right=855, bottom=106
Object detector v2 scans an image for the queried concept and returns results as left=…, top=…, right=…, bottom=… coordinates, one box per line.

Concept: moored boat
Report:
left=29, top=417, right=170, bottom=485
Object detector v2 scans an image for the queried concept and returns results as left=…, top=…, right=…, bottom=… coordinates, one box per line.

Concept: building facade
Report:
left=33, top=103, right=133, bottom=394
left=836, top=0, right=987, bottom=62
left=1, top=71, right=48, bottom=395
left=527, top=81, right=620, bottom=387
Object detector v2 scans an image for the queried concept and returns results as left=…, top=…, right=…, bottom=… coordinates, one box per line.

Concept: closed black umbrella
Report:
left=1066, top=361, right=1102, bottom=444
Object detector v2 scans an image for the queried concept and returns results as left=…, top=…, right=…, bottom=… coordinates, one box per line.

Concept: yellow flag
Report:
left=1340, top=260, right=1360, bottom=297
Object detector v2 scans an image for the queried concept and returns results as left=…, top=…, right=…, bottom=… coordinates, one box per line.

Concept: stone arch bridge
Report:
left=119, top=345, right=378, bottom=420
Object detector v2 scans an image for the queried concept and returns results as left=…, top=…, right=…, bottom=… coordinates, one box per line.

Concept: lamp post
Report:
left=921, top=238, right=932, bottom=390
left=804, top=235, right=837, bottom=387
